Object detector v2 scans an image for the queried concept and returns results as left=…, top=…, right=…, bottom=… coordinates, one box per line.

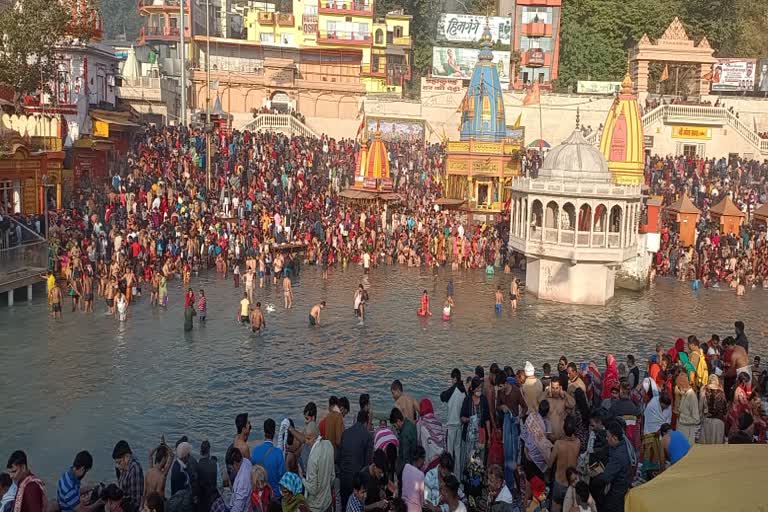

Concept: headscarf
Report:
left=668, top=338, right=685, bottom=361
left=642, top=377, right=659, bottom=398
left=416, top=399, right=446, bottom=469
left=280, top=473, right=307, bottom=512
left=706, top=374, right=721, bottom=390
left=675, top=372, right=691, bottom=392
left=524, top=361, right=535, bottom=377
left=601, top=354, right=619, bottom=399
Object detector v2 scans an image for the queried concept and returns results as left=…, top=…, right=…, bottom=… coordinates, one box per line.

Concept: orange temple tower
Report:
left=354, top=125, right=392, bottom=191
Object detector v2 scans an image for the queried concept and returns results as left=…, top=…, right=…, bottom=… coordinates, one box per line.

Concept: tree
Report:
left=0, top=0, right=73, bottom=95
left=100, top=0, right=143, bottom=41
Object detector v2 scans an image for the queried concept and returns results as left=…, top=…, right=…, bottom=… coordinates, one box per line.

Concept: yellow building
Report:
left=599, top=72, right=645, bottom=186
left=244, top=1, right=411, bottom=95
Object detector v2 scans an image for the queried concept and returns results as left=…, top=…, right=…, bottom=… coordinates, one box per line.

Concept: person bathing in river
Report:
left=418, top=290, right=432, bottom=317
left=495, top=286, right=503, bottom=313
left=442, top=296, right=454, bottom=321
left=309, top=301, right=326, bottom=326
left=250, top=302, right=266, bottom=334
left=354, top=284, right=368, bottom=323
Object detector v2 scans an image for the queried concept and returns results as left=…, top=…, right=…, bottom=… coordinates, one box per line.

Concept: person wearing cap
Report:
left=112, top=441, right=144, bottom=512
left=521, top=362, right=543, bottom=416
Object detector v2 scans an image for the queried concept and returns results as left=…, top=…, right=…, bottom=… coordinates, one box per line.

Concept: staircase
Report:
left=238, top=114, right=318, bottom=138
left=586, top=104, right=768, bottom=156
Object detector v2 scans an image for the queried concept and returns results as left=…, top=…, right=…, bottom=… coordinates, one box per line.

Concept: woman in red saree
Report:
left=601, top=354, right=619, bottom=400
left=726, top=372, right=752, bottom=435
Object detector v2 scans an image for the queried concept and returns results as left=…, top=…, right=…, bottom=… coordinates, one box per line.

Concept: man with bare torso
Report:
left=249, top=302, right=266, bottom=334
left=144, top=444, right=173, bottom=500
left=233, top=413, right=252, bottom=459
left=106, top=276, right=118, bottom=315
left=82, top=273, right=94, bottom=312
left=50, top=284, right=63, bottom=319
left=547, top=416, right=581, bottom=512
left=283, top=275, right=293, bottom=309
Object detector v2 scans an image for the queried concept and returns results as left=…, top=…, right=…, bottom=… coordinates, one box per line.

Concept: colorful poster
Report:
left=437, top=14, right=511, bottom=45
left=576, top=81, right=621, bottom=95
left=711, top=59, right=756, bottom=92
left=366, top=118, right=425, bottom=142
left=432, top=47, right=510, bottom=84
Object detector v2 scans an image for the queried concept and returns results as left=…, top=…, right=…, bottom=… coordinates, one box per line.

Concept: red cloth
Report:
left=419, top=398, right=434, bottom=417
left=601, top=354, right=619, bottom=400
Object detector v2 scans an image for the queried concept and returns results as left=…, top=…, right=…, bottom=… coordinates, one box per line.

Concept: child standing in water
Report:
left=495, top=286, right=503, bottom=313
left=197, top=289, right=207, bottom=322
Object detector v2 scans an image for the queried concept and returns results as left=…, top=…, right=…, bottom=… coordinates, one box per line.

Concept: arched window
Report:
left=545, top=201, right=559, bottom=229
left=375, top=28, right=383, bottom=45
left=531, top=199, right=543, bottom=228
left=609, top=205, right=622, bottom=233
left=578, top=204, right=592, bottom=232
left=561, top=202, right=576, bottom=230
left=594, top=204, right=607, bottom=232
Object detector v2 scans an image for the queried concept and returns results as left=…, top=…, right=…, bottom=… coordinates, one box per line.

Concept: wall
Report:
left=644, top=120, right=762, bottom=158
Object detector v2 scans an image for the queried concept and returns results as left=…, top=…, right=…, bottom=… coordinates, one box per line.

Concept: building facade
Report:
left=509, top=0, right=561, bottom=90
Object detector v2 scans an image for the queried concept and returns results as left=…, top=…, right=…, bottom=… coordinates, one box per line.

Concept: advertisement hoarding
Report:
left=711, top=59, right=756, bottom=92
left=756, top=58, right=768, bottom=93
left=432, top=47, right=510, bottom=84
left=576, top=81, right=621, bottom=95
left=437, top=14, right=511, bottom=45
left=366, top=117, right=425, bottom=143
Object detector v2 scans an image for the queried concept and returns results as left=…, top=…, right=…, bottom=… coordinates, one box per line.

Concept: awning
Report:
left=435, top=198, right=466, bottom=207
left=338, top=188, right=401, bottom=202
left=385, top=46, right=405, bottom=56
left=625, top=445, right=768, bottom=512
left=91, top=110, right=141, bottom=129
left=73, top=137, right=114, bottom=150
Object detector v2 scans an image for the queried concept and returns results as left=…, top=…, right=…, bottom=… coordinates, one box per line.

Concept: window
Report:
left=375, top=28, right=383, bottom=44
left=521, top=6, right=552, bottom=24
left=393, top=25, right=402, bottom=38
left=683, top=144, right=698, bottom=158
left=260, top=32, right=275, bottom=43
left=304, top=5, right=318, bottom=15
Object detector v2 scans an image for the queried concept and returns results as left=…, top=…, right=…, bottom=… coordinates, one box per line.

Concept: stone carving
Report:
left=660, top=17, right=689, bottom=42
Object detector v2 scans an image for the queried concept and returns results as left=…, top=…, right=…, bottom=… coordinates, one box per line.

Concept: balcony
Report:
left=258, top=12, right=275, bottom=25
left=521, top=21, right=552, bottom=37
left=277, top=13, right=295, bottom=26
left=141, top=25, right=182, bottom=41
left=522, top=48, right=546, bottom=67
left=361, top=63, right=386, bottom=77
left=138, top=0, right=189, bottom=14
left=392, top=35, right=411, bottom=47
left=318, top=0, right=373, bottom=15
left=317, top=30, right=371, bottom=45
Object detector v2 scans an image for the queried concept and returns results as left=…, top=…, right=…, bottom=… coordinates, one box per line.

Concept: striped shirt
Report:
left=57, top=469, right=80, bottom=512
left=198, top=295, right=207, bottom=312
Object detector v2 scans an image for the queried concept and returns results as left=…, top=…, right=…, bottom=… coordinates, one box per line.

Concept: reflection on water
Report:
left=1, top=266, right=765, bottom=484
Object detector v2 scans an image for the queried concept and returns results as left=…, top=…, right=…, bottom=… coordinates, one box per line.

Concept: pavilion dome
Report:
left=538, top=129, right=612, bottom=183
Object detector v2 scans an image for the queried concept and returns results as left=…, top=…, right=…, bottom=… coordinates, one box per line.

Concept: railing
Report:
left=258, top=12, right=275, bottom=24
left=143, top=26, right=180, bottom=38
left=0, top=217, right=48, bottom=275
left=317, top=30, right=371, bottom=43
left=318, top=0, right=373, bottom=13
left=240, top=114, right=318, bottom=138
left=276, top=13, right=295, bottom=26
left=138, top=0, right=185, bottom=9
left=120, top=77, right=162, bottom=89
left=392, top=35, right=412, bottom=47
left=361, top=63, right=386, bottom=76
left=512, top=177, right=643, bottom=196
left=607, top=233, right=620, bottom=248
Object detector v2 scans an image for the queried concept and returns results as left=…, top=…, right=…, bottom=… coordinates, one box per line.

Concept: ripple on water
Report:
left=1, top=268, right=766, bottom=484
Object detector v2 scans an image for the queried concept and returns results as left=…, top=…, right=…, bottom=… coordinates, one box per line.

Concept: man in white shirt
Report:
left=439, top=369, right=466, bottom=477
left=226, top=447, right=252, bottom=512
left=303, top=423, right=335, bottom=512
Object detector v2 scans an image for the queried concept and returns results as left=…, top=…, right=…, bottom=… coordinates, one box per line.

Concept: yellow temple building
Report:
left=442, top=23, right=523, bottom=225
left=340, top=123, right=400, bottom=202
left=599, top=72, right=645, bottom=186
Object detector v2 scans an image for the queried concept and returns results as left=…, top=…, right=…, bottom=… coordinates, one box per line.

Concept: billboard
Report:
left=757, top=59, right=768, bottom=93
left=366, top=117, right=425, bottom=143
left=437, top=14, right=511, bottom=45
left=432, top=47, right=511, bottom=84
left=711, top=59, right=756, bottom=92
left=577, top=81, right=621, bottom=95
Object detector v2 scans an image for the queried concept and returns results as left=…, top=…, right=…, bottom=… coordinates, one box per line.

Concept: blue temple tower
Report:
left=441, top=22, right=525, bottom=225
left=459, top=28, right=507, bottom=141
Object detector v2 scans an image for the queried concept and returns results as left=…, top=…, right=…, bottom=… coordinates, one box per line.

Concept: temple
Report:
left=339, top=123, right=399, bottom=202
left=599, top=71, right=645, bottom=186
left=441, top=21, right=523, bottom=225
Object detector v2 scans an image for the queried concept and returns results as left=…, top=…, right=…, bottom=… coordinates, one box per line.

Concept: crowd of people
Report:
left=2, top=320, right=763, bottom=512
left=39, top=123, right=519, bottom=322
left=646, top=154, right=768, bottom=289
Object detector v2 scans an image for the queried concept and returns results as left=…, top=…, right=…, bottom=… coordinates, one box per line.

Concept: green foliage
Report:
left=0, top=0, right=72, bottom=94
left=100, top=0, right=143, bottom=40
left=556, top=0, right=768, bottom=92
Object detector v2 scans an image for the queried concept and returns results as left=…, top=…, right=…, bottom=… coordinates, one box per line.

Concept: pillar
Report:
left=697, top=63, right=711, bottom=98
left=634, top=59, right=649, bottom=93
left=56, top=183, right=62, bottom=209
left=27, top=284, right=33, bottom=302
left=7, top=289, right=13, bottom=306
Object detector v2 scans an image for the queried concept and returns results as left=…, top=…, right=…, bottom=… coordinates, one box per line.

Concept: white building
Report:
left=508, top=129, right=643, bottom=305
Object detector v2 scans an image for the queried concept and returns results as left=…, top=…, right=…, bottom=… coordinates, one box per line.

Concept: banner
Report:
left=711, top=59, right=756, bottom=92
left=437, top=14, right=511, bottom=45
left=756, top=59, right=768, bottom=93
left=576, top=81, right=621, bottom=95
left=671, top=126, right=711, bottom=140
left=432, top=47, right=511, bottom=84
left=421, top=77, right=464, bottom=94
left=366, top=118, right=425, bottom=142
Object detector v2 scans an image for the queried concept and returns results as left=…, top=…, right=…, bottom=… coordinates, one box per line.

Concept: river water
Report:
left=1, top=266, right=765, bottom=485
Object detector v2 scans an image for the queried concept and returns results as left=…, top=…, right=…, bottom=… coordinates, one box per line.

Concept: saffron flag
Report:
left=513, top=112, right=522, bottom=128
left=660, top=64, right=669, bottom=82
left=702, top=70, right=714, bottom=82
left=356, top=116, right=366, bottom=140
left=456, top=90, right=469, bottom=113
left=523, top=83, right=540, bottom=106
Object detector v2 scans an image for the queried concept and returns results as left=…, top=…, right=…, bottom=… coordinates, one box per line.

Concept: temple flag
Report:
left=513, top=112, right=522, bottom=128
left=660, top=64, right=669, bottom=82
left=523, top=83, right=540, bottom=106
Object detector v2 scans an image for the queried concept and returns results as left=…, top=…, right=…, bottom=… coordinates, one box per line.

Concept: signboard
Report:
left=577, top=81, right=621, bottom=95
left=432, top=47, right=511, bottom=84
left=711, top=59, right=756, bottom=92
left=421, top=77, right=464, bottom=94
left=437, top=14, right=511, bottom=45
left=472, top=159, right=501, bottom=174
left=756, top=58, right=768, bottom=93
left=93, top=119, right=109, bottom=138
left=447, top=158, right=470, bottom=173
left=671, top=126, right=711, bottom=140
left=644, top=135, right=654, bottom=148
left=366, top=118, right=425, bottom=142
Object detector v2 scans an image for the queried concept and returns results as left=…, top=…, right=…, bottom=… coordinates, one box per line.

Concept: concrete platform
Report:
left=0, top=267, right=46, bottom=305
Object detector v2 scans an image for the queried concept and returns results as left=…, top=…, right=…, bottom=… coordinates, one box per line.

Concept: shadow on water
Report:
left=0, top=266, right=765, bottom=483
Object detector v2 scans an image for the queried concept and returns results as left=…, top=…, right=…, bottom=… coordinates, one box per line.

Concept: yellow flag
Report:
left=660, top=64, right=669, bottom=82
left=513, top=112, right=522, bottom=129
